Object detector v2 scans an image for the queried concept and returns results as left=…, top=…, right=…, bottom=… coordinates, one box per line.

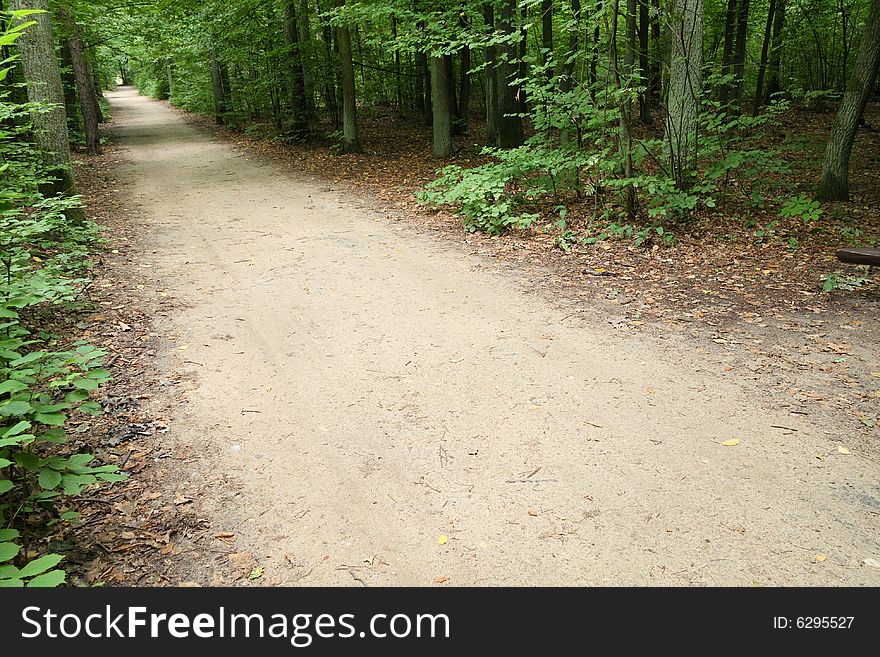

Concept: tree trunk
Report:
left=298, top=0, right=316, bottom=114
left=732, top=0, right=750, bottom=107
left=60, top=40, right=80, bottom=134
left=664, top=0, right=704, bottom=189
left=498, top=0, right=524, bottom=147
left=431, top=55, right=452, bottom=158
left=616, top=0, right=636, bottom=218
left=483, top=3, right=499, bottom=146
left=318, top=0, right=339, bottom=126
left=210, top=53, right=228, bottom=125
left=58, top=7, right=100, bottom=155
left=392, top=15, right=402, bottom=112
left=458, top=43, right=471, bottom=133
left=719, top=0, right=737, bottom=104
left=816, top=0, right=880, bottom=201
left=650, top=0, right=660, bottom=98
left=560, top=0, right=580, bottom=145
left=541, top=0, right=554, bottom=80
left=10, top=0, right=77, bottom=199
left=445, top=54, right=458, bottom=134
left=590, top=1, right=602, bottom=92
left=421, top=51, right=432, bottom=126
left=283, top=0, right=310, bottom=140
left=764, top=0, right=785, bottom=102
left=638, top=0, right=650, bottom=123
left=334, top=0, right=362, bottom=153
left=753, top=0, right=776, bottom=113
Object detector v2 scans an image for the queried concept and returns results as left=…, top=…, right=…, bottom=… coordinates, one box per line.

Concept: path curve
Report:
left=107, top=87, right=879, bottom=586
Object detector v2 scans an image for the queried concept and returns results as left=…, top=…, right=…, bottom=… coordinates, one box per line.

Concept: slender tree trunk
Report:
left=498, top=0, right=525, bottom=147
left=318, top=0, right=339, bottom=126
left=392, top=15, right=402, bottom=112
left=732, top=0, right=750, bottom=107
left=664, top=0, right=704, bottom=189
left=483, top=3, right=499, bottom=146
left=445, top=54, right=459, bottom=134
left=298, top=0, right=316, bottom=113
left=58, top=7, right=100, bottom=155
left=615, top=0, right=636, bottom=218
left=817, top=0, right=880, bottom=201
left=590, top=1, right=602, bottom=91
left=10, top=0, right=77, bottom=199
left=719, top=0, right=737, bottom=104
left=421, top=51, right=432, bottom=126
left=753, top=0, right=776, bottom=113
left=638, top=0, right=650, bottom=123
left=764, top=0, right=785, bottom=102
left=542, top=0, right=554, bottom=80
left=284, top=0, right=310, bottom=140
left=210, top=53, right=228, bottom=125
left=518, top=2, right=528, bottom=111
left=431, top=55, right=452, bottom=157
left=650, top=0, right=660, bottom=98
left=60, top=40, right=80, bottom=134
left=560, top=0, right=581, bottom=145
left=458, top=43, right=471, bottom=133
left=334, top=0, right=362, bottom=153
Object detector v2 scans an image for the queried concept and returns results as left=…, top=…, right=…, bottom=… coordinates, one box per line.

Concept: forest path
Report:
left=106, top=87, right=879, bottom=586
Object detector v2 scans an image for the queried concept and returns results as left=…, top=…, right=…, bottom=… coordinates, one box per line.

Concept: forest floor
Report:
left=58, top=87, right=879, bottom=587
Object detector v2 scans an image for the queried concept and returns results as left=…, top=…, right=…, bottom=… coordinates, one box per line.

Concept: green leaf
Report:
left=18, top=554, right=63, bottom=578
left=64, top=389, right=89, bottom=403
left=0, top=529, right=20, bottom=541
left=0, top=307, right=19, bottom=319
left=1, top=421, right=31, bottom=437
left=26, top=570, right=66, bottom=587
left=0, top=380, right=28, bottom=395
left=33, top=413, right=66, bottom=427
left=73, top=379, right=99, bottom=391
left=0, top=480, right=13, bottom=495
left=38, top=468, right=62, bottom=490
left=0, top=458, right=11, bottom=468
left=9, top=352, right=44, bottom=367
left=97, top=473, right=128, bottom=483
left=78, top=402, right=103, bottom=416
left=0, top=400, right=32, bottom=417
left=0, top=542, right=21, bottom=562
left=0, top=578, right=24, bottom=588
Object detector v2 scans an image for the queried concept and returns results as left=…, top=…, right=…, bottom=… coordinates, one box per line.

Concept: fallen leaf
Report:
left=814, top=554, right=827, bottom=562
left=722, top=438, right=740, bottom=447
left=837, top=446, right=850, bottom=455
left=646, top=386, right=655, bottom=394
left=815, top=453, right=825, bottom=461
left=178, top=345, right=188, bottom=351
left=870, top=372, right=880, bottom=378
left=437, top=535, right=448, bottom=545
left=174, top=492, right=193, bottom=505
left=862, top=558, right=880, bottom=569
left=178, top=582, right=201, bottom=587
left=214, top=532, right=235, bottom=539
left=160, top=542, right=174, bottom=555
left=433, top=576, right=449, bottom=584
left=527, top=509, right=538, bottom=517
left=248, top=566, right=264, bottom=580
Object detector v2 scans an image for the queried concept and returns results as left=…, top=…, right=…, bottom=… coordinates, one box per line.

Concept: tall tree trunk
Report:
left=210, top=53, right=228, bottom=125
left=650, top=0, right=660, bottom=98
left=10, top=0, right=77, bottom=199
left=60, top=40, right=80, bottom=134
left=298, top=0, right=316, bottom=113
left=764, top=0, right=785, bottom=102
left=732, top=0, right=750, bottom=107
left=560, top=0, right=581, bottom=145
left=283, top=0, right=310, bottom=140
left=615, top=0, right=636, bottom=218
left=816, top=0, right=880, bottom=201
left=518, top=2, right=528, bottom=111
left=483, top=3, right=499, bottom=146
left=498, top=0, right=525, bottom=147
left=664, top=0, right=704, bottom=189
left=392, top=15, right=402, bottom=111
left=719, top=0, right=737, bottom=104
left=590, top=1, right=602, bottom=92
left=318, top=0, right=339, bottom=126
left=445, top=54, right=459, bottom=134
left=541, top=0, right=554, bottom=80
left=334, top=0, right=362, bottom=153
left=638, top=0, right=650, bottom=123
left=458, top=43, right=471, bottom=133
left=57, top=7, right=100, bottom=155
left=421, top=51, right=432, bottom=126
left=752, top=0, right=776, bottom=113
left=431, top=55, right=452, bottom=157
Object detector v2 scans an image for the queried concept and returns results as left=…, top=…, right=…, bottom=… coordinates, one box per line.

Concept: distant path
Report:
left=106, top=87, right=879, bottom=585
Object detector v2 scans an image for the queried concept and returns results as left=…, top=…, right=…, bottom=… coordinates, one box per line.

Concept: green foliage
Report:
left=779, top=193, right=823, bottom=223
left=0, top=15, right=125, bottom=588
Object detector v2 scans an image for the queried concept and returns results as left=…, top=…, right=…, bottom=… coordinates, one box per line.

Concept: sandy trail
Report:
left=106, top=87, right=878, bottom=586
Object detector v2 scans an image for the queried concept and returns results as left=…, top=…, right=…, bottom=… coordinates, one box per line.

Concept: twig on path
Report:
left=770, top=425, right=798, bottom=432
left=240, top=409, right=261, bottom=414
left=506, top=479, right=558, bottom=484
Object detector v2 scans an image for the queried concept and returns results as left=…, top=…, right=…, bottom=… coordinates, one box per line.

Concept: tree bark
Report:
left=210, top=53, right=228, bottom=125
left=334, top=0, right=362, bottom=153
left=816, top=0, right=880, bottom=201
left=541, top=0, right=554, bottom=80
left=732, top=0, right=750, bottom=107
left=664, top=0, right=703, bottom=189
left=283, top=0, right=310, bottom=141
left=60, top=40, right=80, bottom=134
left=617, top=0, right=636, bottom=218
left=457, top=44, right=471, bottom=133
left=483, top=3, right=499, bottom=146
left=498, top=0, right=524, bottom=147
left=318, top=0, right=339, bottom=126
left=752, top=0, right=775, bottom=113
left=638, top=0, right=650, bottom=123
left=392, top=15, right=402, bottom=111
left=719, top=0, right=737, bottom=104
left=10, top=0, right=77, bottom=199
left=560, top=0, right=580, bottom=145
left=298, top=0, right=316, bottom=114
left=431, top=55, right=452, bottom=158
left=57, top=7, right=100, bottom=155
left=764, top=0, right=785, bottom=102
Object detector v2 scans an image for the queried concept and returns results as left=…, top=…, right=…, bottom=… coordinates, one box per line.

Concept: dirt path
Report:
left=105, top=87, right=879, bottom=586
